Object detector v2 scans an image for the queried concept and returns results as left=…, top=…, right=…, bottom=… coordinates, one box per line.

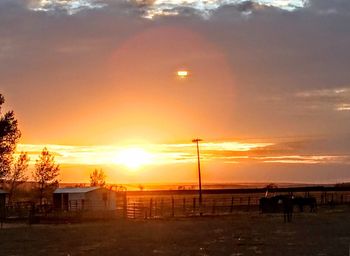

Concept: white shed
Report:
left=53, top=187, right=116, bottom=211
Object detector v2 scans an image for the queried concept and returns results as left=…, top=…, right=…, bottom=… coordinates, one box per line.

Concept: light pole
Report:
left=192, top=138, right=202, bottom=215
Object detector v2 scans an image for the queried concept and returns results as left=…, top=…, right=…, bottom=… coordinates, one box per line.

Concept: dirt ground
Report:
left=0, top=207, right=350, bottom=256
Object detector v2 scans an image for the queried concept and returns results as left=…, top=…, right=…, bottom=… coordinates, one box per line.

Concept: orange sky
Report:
left=2, top=0, right=350, bottom=184
left=15, top=140, right=350, bottom=184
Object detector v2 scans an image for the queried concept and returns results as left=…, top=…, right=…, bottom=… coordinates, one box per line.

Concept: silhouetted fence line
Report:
left=123, top=188, right=350, bottom=219
left=2, top=187, right=350, bottom=222
left=125, top=195, right=264, bottom=219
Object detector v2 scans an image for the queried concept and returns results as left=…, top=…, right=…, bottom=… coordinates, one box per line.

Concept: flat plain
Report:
left=1, top=207, right=350, bottom=256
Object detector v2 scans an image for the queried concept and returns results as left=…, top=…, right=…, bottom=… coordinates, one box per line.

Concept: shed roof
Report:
left=54, top=187, right=101, bottom=194
left=0, top=189, right=8, bottom=194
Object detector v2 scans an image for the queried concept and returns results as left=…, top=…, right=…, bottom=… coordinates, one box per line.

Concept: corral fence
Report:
left=4, top=201, right=57, bottom=223
left=122, top=186, right=350, bottom=219
left=125, top=196, right=260, bottom=219
left=1, top=186, right=350, bottom=223
left=3, top=202, right=117, bottom=224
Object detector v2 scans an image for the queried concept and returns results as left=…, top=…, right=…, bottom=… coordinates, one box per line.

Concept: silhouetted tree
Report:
left=90, top=168, right=106, bottom=187
left=8, top=152, right=29, bottom=202
left=0, top=94, right=21, bottom=183
left=33, top=148, right=60, bottom=205
left=111, top=185, right=126, bottom=192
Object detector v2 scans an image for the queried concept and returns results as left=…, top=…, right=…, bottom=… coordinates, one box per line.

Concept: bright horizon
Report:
left=15, top=138, right=350, bottom=184
left=2, top=0, right=350, bottom=184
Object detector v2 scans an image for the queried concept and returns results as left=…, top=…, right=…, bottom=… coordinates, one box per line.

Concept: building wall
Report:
left=54, top=188, right=117, bottom=211
left=85, top=189, right=116, bottom=211
left=68, top=193, right=86, bottom=211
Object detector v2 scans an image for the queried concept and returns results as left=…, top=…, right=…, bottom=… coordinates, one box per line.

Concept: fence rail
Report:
left=1, top=188, right=350, bottom=223
left=124, top=190, right=350, bottom=219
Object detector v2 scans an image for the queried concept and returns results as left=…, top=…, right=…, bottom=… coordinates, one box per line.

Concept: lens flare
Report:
left=177, top=70, right=189, bottom=78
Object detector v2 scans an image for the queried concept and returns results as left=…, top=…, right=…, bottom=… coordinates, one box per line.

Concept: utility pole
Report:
left=192, top=138, right=203, bottom=216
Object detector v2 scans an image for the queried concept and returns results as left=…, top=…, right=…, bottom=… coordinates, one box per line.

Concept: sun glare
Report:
left=177, top=70, right=188, bottom=78
left=113, top=148, right=153, bottom=170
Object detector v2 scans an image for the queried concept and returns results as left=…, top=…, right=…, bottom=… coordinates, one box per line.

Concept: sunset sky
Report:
left=1, top=0, right=350, bottom=184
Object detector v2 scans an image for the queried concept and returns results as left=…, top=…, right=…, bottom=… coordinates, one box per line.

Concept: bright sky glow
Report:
left=16, top=141, right=273, bottom=167
left=201, top=142, right=272, bottom=151
left=257, top=155, right=349, bottom=164
left=336, top=104, right=350, bottom=111
left=16, top=141, right=349, bottom=168
left=112, top=148, right=154, bottom=170
left=14, top=139, right=350, bottom=183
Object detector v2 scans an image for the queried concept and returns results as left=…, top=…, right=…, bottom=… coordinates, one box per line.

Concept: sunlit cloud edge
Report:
left=15, top=142, right=350, bottom=167
left=28, top=0, right=308, bottom=18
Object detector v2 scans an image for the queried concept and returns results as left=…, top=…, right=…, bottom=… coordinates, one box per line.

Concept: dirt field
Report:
left=1, top=207, right=350, bottom=256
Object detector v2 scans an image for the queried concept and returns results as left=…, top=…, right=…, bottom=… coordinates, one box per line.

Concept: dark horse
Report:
left=260, top=195, right=293, bottom=222
left=292, top=196, right=317, bottom=212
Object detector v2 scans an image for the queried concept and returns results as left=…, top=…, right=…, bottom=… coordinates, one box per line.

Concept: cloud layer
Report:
left=28, top=0, right=308, bottom=18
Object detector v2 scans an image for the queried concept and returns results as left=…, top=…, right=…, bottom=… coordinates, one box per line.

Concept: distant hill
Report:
left=58, top=182, right=333, bottom=191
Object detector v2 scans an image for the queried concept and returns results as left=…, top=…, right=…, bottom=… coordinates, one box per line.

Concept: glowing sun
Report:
left=113, top=148, right=153, bottom=170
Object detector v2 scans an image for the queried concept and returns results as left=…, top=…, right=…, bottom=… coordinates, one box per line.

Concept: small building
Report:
left=53, top=187, right=116, bottom=211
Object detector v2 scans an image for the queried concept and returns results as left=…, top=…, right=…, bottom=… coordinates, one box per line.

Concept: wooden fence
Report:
left=125, top=196, right=260, bottom=219
left=2, top=186, right=350, bottom=222
left=123, top=188, right=350, bottom=219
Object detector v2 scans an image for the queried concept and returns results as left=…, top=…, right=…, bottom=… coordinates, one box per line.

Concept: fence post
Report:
left=133, top=202, right=136, bottom=219
left=144, top=200, right=148, bottom=219
left=183, top=198, right=186, bottom=216
left=123, top=193, right=127, bottom=219
left=171, top=197, right=175, bottom=217
left=160, top=199, right=164, bottom=218
left=149, top=198, right=153, bottom=218
left=28, top=202, right=35, bottom=225
left=230, top=197, right=234, bottom=213
left=212, top=199, right=216, bottom=215
left=155, top=199, right=158, bottom=217
left=193, top=198, right=196, bottom=215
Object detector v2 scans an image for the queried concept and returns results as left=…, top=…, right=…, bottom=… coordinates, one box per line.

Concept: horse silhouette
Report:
left=292, top=196, right=317, bottom=212
left=259, top=195, right=293, bottom=222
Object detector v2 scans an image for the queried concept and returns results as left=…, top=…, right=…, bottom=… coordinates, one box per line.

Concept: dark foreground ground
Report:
left=1, top=207, right=350, bottom=256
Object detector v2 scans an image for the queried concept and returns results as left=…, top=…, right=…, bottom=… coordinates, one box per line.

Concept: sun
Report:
left=113, top=148, right=153, bottom=170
